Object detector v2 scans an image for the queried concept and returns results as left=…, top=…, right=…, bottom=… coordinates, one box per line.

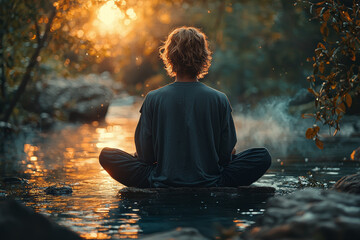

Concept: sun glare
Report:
left=97, top=1, right=124, bottom=27
left=93, top=0, right=136, bottom=36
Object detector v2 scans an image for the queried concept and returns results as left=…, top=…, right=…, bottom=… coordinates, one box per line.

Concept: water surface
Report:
left=1, top=100, right=359, bottom=239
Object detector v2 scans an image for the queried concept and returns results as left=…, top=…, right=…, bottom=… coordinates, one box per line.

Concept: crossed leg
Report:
left=99, top=147, right=153, bottom=188
left=220, top=147, right=271, bottom=187
left=99, top=147, right=271, bottom=188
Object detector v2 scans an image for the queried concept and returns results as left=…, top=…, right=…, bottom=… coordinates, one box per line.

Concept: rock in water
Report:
left=1, top=177, right=28, bottom=185
left=332, top=173, right=360, bottom=194
left=241, top=189, right=360, bottom=240
left=23, top=77, right=113, bottom=122
left=0, top=200, right=81, bottom=240
left=141, top=227, right=209, bottom=240
left=45, top=185, right=73, bottom=195
left=119, top=186, right=275, bottom=196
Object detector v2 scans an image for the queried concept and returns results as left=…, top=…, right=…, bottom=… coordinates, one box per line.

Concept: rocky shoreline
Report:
left=146, top=173, right=360, bottom=240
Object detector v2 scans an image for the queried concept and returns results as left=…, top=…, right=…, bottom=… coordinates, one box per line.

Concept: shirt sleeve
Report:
left=135, top=95, right=156, bottom=165
left=218, top=97, right=237, bottom=166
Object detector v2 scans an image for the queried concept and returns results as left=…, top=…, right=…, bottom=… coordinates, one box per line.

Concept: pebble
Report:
left=45, top=185, right=73, bottom=195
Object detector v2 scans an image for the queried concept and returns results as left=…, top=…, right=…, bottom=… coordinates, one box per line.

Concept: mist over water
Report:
left=232, top=96, right=359, bottom=160
left=234, top=97, right=300, bottom=155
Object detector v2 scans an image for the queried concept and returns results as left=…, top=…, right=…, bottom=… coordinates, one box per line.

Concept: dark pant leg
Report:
left=220, top=147, right=271, bottom=187
left=99, top=147, right=153, bottom=188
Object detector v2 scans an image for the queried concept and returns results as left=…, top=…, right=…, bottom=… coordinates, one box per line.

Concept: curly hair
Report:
left=159, top=26, right=212, bottom=79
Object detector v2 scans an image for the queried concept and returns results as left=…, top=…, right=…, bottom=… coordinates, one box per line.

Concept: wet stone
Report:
left=1, top=177, right=28, bottom=185
left=296, top=175, right=325, bottom=188
left=23, top=77, right=113, bottom=122
left=142, top=227, right=209, bottom=240
left=0, top=200, right=81, bottom=240
left=120, top=186, right=275, bottom=195
left=0, top=121, right=15, bottom=134
left=0, top=190, right=7, bottom=198
left=45, top=185, right=73, bottom=195
left=240, top=189, right=360, bottom=240
left=332, top=173, right=360, bottom=194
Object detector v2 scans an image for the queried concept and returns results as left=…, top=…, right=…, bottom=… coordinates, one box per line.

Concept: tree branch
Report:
left=34, top=16, right=41, bottom=45
left=2, top=6, right=56, bottom=122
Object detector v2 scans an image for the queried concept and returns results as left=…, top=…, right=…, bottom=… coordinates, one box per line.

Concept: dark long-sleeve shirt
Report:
left=135, top=81, right=237, bottom=187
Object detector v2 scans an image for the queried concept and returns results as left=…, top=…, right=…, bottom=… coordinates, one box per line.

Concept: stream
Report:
left=0, top=98, right=359, bottom=239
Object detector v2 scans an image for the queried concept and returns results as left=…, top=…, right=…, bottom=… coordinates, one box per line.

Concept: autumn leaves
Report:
left=303, top=0, right=359, bottom=149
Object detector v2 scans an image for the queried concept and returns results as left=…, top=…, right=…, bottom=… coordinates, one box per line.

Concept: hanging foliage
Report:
left=302, top=0, right=360, bottom=149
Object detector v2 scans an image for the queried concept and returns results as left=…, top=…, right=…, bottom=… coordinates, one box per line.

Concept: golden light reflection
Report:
left=64, top=147, right=75, bottom=159
left=81, top=232, right=111, bottom=239
left=233, top=219, right=251, bottom=230
left=23, top=143, right=43, bottom=177
left=24, top=143, right=39, bottom=154
left=19, top=116, right=141, bottom=238
left=96, top=126, right=129, bottom=149
left=118, top=223, right=141, bottom=238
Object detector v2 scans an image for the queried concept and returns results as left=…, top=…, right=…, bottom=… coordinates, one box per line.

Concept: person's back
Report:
left=139, top=82, right=236, bottom=187
left=99, top=26, right=271, bottom=188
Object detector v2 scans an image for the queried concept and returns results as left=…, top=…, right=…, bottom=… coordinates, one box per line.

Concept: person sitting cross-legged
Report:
left=99, top=26, right=271, bottom=188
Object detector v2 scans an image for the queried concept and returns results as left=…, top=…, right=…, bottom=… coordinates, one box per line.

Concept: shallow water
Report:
left=1, top=100, right=359, bottom=239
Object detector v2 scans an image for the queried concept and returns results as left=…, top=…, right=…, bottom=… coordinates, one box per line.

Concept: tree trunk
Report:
left=214, top=0, right=225, bottom=45
left=2, top=7, right=56, bottom=123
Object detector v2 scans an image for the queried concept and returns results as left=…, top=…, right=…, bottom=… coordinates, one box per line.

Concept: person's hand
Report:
left=231, top=148, right=236, bottom=155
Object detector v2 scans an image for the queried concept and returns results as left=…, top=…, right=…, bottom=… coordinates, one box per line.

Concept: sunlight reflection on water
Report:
left=18, top=117, right=140, bottom=239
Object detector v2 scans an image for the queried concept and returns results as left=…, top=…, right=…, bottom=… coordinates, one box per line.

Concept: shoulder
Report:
left=204, top=84, right=233, bottom=113
left=201, top=83, right=230, bottom=104
left=141, top=84, right=172, bottom=111
left=198, top=83, right=232, bottom=114
left=145, top=84, right=173, bottom=99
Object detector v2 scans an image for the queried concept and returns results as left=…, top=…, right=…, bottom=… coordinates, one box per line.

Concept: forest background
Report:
left=0, top=0, right=359, bottom=147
